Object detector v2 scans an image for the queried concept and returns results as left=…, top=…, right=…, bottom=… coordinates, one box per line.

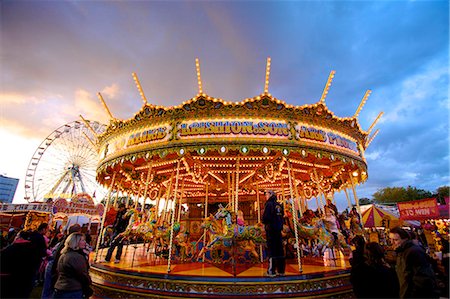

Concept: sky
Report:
left=1, top=1, right=448, bottom=211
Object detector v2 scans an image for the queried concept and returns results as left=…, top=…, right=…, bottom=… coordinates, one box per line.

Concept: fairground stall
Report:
left=1, top=193, right=103, bottom=246
left=89, top=59, right=382, bottom=298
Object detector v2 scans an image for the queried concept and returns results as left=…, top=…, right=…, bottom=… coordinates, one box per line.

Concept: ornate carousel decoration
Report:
left=83, top=58, right=383, bottom=298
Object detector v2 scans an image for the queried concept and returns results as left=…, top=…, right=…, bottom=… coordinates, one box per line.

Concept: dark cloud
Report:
left=1, top=1, right=448, bottom=203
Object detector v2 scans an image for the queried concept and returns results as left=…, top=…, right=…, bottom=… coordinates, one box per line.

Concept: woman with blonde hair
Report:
left=54, top=232, right=92, bottom=298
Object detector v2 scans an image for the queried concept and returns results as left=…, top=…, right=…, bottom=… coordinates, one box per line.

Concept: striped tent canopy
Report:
left=361, top=204, right=401, bottom=228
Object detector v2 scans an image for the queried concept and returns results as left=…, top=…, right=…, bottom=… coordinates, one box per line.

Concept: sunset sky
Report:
left=1, top=1, right=448, bottom=209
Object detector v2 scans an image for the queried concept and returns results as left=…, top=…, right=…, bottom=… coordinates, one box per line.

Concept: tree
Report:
left=372, top=186, right=432, bottom=204
left=435, top=186, right=449, bottom=204
left=359, top=197, right=373, bottom=205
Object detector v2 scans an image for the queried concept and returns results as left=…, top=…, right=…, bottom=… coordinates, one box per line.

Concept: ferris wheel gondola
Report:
left=24, top=120, right=106, bottom=203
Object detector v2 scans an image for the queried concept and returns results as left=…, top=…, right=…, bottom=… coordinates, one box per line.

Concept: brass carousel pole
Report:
left=177, top=179, right=185, bottom=222
left=228, top=171, right=232, bottom=207
left=287, top=160, right=302, bottom=273
left=313, top=169, right=325, bottom=213
left=291, top=168, right=303, bottom=217
left=94, top=172, right=116, bottom=263
left=161, top=172, right=175, bottom=225
left=281, top=177, right=286, bottom=211
left=349, top=173, right=361, bottom=216
left=235, top=158, right=240, bottom=216
left=256, top=183, right=263, bottom=263
left=113, top=185, right=120, bottom=208
left=344, top=188, right=352, bottom=210
left=167, top=159, right=181, bottom=273
left=233, top=158, right=240, bottom=278
left=134, top=184, right=143, bottom=210
left=142, top=163, right=153, bottom=210
left=155, top=186, right=163, bottom=218
left=202, top=183, right=209, bottom=261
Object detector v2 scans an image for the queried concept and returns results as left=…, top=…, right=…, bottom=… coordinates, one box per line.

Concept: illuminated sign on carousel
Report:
left=100, top=119, right=359, bottom=158
left=179, top=120, right=289, bottom=137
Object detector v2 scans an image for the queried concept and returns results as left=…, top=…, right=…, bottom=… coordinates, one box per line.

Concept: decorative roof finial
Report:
left=264, top=57, right=271, bottom=94
left=366, top=129, right=379, bottom=147
left=367, top=111, right=384, bottom=134
left=132, top=72, right=148, bottom=105
left=195, top=58, right=203, bottom=95
left=97, top=92, right=115, bottom=120
left=319, top=70, right=336, bottom=104
left=353, top=90, right=372, bottom=118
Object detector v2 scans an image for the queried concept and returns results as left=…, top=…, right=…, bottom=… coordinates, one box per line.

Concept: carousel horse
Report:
left=101, top=225, right=114, bottom=247
left=284, top=201, right=350, bottom=255
left=349, top=213, right=364, bottom=236
left=194, top=208, right=264, bottom=263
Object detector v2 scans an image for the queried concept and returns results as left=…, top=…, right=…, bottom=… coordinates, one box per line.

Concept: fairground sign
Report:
left=397, top=198, right=439, bottom=220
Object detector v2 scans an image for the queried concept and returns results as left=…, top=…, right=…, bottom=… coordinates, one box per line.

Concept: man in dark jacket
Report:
left=389, top=226, right=439, bottom=298
left=262, top=190, right=285, bottom=277
left=104, top=204, right=130, bottom=263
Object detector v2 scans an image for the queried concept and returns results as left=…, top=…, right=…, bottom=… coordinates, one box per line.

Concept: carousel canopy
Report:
left=88, top=60, right=383, bottom=207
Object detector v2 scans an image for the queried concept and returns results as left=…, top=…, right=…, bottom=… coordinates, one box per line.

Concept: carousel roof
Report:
left=87, top=59, right=382, bottom=203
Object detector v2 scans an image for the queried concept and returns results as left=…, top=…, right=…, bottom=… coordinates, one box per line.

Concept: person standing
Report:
left=262, top=190, right=285, bottom=277
left=42, top=223, right=82, bottom=299
left=389, top=226, right=439, bottom=298
left=54, top=232, right=92, bottom=298
left=104, top=203, right=130, bottom=263
left=0, top=231, right=38, bottom=298
left=350, top=241, right=399, bottom=298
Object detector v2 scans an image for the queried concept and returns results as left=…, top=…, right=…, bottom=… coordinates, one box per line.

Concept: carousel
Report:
left=88, top=58, right=382, bottom=298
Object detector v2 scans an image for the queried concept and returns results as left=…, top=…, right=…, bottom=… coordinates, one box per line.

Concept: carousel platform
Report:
left=91, top=244, right=354, bottom=298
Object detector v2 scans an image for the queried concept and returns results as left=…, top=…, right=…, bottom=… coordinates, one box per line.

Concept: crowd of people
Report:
left=1, top=193, right=448, bottom=299
left=1, top=223, right=93, bottom=298
left=263, top=190, right=449, bottom=298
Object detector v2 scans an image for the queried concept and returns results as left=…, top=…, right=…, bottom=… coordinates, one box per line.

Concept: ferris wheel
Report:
left=24, top=120, right=107, bottom=203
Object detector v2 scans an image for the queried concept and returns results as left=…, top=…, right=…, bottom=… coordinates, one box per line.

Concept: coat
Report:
left=395, top=240, right=438, bottom=298
left=54, top=249, right=91, bottom=292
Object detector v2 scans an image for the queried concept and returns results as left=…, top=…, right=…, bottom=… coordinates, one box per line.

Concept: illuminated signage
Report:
left=179, top=121, right=289, bottom=137
left=127, top=127, right=168, bottom=146
left=296, top=125, right=358, bottom=153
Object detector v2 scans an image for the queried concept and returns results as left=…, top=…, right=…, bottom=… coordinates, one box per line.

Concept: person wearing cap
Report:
left=262, top=190, right=285, bottom=277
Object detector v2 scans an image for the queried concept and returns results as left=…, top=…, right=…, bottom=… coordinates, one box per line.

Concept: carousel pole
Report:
left=113, top=187, right=120, bottom=208
left=344, top=188, right=352, bottom=210
left=281, top=177, right=286, bottom=211
left=287, top=160, right=302, bottom=273
left=141, top=163, right=153, bottom=210
left=290, top=167, right=303, bottom=217
left=167, top=159, right=181, bottom=273
left=233, top=159, right=240, bottom=278
left=125, top=191, right=129, bottom=208
left=312, top=169, right=325, bottom=213
left=94, top=172, right=116, bottom=263
left=256, top=183, right=263, bottom=263
left=177, top=179, right=185, bottom=222
left=202, top=183, right=209, bottom=261
left=230, top=171, right=235, bottom=211
left=349, top=173, right=361, bottom=216
left=228, top=171, right=232, bottom=207
left=134, top=183, right=143, bottom=210
left=161, top=172, right=175, bottom=225
left=235, top=158, right=240, bottom=217
left=155, top=186, right=163, bottom=218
